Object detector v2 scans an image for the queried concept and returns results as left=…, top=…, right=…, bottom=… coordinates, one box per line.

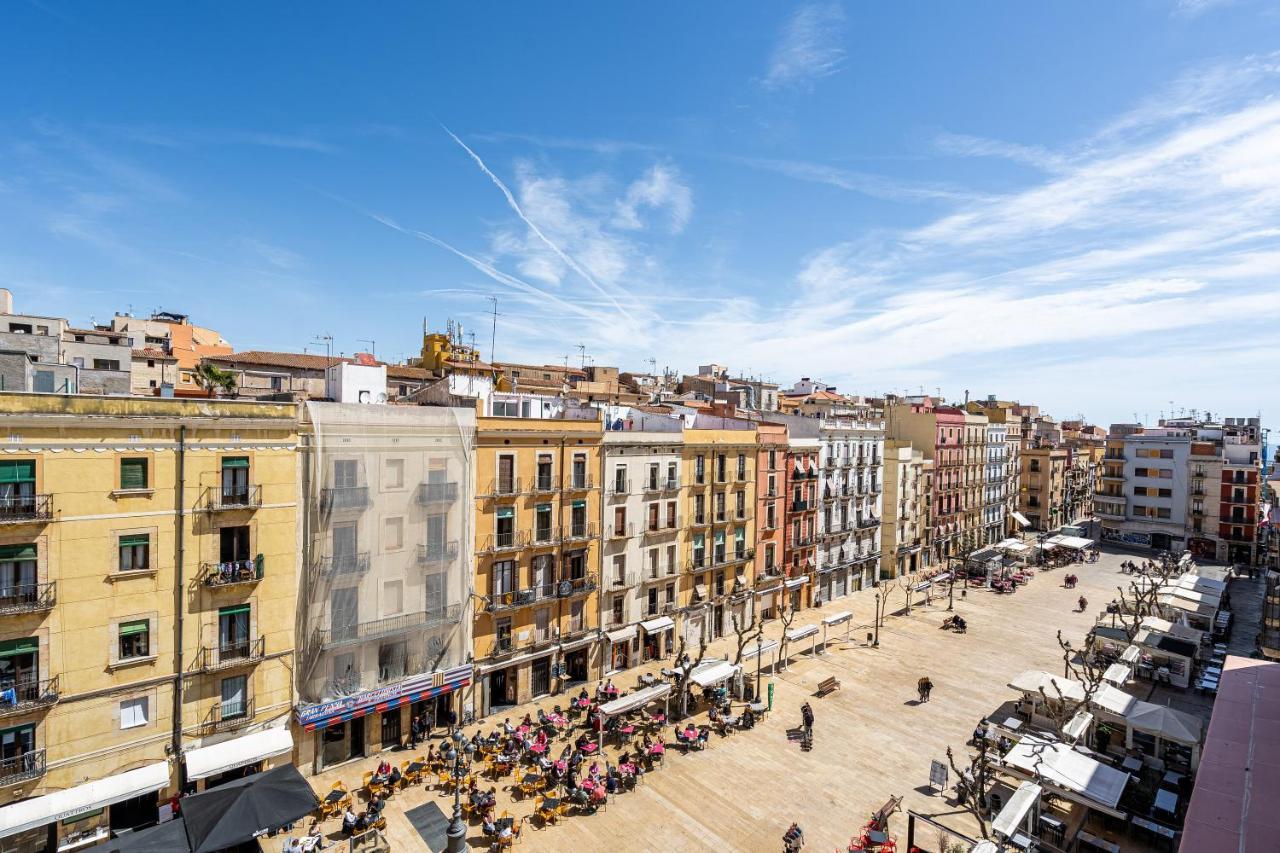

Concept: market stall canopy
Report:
left=741, top=639, right=780, bottom=661
left=1134, top=628, right=1198, bottom=661
left=1064, top=711, right=1094, bottom=742
left=785, top=624, right=819, bottom=642
left=675, top=659, right=741, bottom=688
left=821, top=611, right=852, bottom=627
left=181, top=764, right=319, bottom=853
left=1004, top=735, right=1131, bottom=810
left=640, top=616, right=674, bottom=633
left=1126, top=704, right=1203, bottom=745
left=1012, top=511, right=1031, bottom=528
left=0, top=761, right=170, bottom=839
left=1102, top=663, right=1131, bottom=686
left=1175, top=574, right=1227, bottom=595
left=993, top=780, right=1042, bottom=839
left=1092, top=684, right=1142, bottom=718
left=1047, top=535, right=1094, bottom=550
left=1120, top=645, right=1141, bottom=664
left=1009, top=670, right=1086, bottom=703
left=599, top=683, right=671, bottom=717
left=184, top=727, right=293, bottom=781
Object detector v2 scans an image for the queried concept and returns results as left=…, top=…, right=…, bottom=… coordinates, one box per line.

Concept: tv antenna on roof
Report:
left=577, top=343, right=586, bottom=368
left=358, top=339, right=376, bottom=358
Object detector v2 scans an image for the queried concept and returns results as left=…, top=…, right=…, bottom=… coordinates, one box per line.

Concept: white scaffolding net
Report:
left=298, top=401, right=476, bottom=705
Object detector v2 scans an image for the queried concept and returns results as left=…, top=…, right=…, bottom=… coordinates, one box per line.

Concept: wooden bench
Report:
left=816, top=676, right=841, bottom=696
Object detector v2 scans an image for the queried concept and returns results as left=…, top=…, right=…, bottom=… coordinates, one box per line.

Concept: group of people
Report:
left=340, top=793, right=384, bottom=837
left=916, top=677, right=934, bottom=703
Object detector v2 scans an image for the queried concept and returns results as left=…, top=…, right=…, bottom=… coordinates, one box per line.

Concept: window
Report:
left=613, top=506, right=627, bottom=536
left=384, top=517, right=403, bottom=551
left=218, top=604, right=251, bottom=659
left=666, top=501, right=677, bottom=528
left=735, top=491, right=746, bottom=519
left=383, top=579, right=403, bottom=616
left=220, top=675, right=247, bottom=720
left=496, top=455, right=515, bottom=494
left=119, top=620, right=151, bottom=660
left=570, top=501, right=587, bottom=536
left=220, top=456, right=249, bottom=504
left=491, top=399, right=519, bottom=417
left=648, top=463, right=660, bottom=490
left=572, top=455, right=587, bottom=488
left=378, top=642, right=406, bottom=682
left=536, top=455, right=553, bottom=491
left=117, top=534, right=150, bottom=572
left=333, top=459, right=358, bottom=488
left=695, top=455, right=705, bottom=484
left=665, top=583, right=675, bottom=605
left=764, top=543, right=775, bottom=569
left=495, top=506, right=515, bottom=546
left=647, top=503, right=659, bottom=531
left=613, top=466, right=627, bottom=494
left=666, top=544, right=676, bottom=574
left=535, top=503, right=553, bottom=542
left=384, top=458, right=404, bottom=489
left=492, top=560, right=517, bottom=596
left=737, top=453, right=746, bottom=480
left=92, top=359, right=120, bottom=371
left=120, top=696, right=149, bottom=729
left=666, top=461, right=677, bottom=487
left=119, top=457, right=149, bottom=491
left=647, top=587, right=658, bottom=615
left=768, top=449, right=777, bottom=470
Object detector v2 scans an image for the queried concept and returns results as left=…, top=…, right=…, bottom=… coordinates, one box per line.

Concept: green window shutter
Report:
left=118, top=534, right=149, bottom=548
left=120, top=458, right=148, bottom=490
left=119, top=620, right=149, bottom=637
left=0, top=544, right=36, bottom=561
left=0, top=638, right=38, bottom=657
left=0, top=461, right=35, bottom=484
left=496, top=506, right=514, bottom=520
left=221, top=456, right=249, bottom=469
left=219, top=604, right=251, bottom=617
left=572, top=500, right=586, bottom=509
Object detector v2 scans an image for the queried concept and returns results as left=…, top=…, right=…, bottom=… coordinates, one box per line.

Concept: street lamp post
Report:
left=873, top=592, right=881, bottom=647
left=947, top=555, right=957, bottom=611
left=445, top=729, right=475, bottom=852
left=754, top=635, right=763, bottom=700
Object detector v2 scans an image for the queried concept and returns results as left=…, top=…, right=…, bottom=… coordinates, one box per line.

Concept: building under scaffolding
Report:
left=293, top=402, right=476, bottom=772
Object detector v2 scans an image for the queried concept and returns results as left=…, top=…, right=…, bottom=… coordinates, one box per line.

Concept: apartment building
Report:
left=110, top=311, right=232, bottom=396
left=0, top=291, right=131, bottom=396
left=754, top=423, right=788, bottom=620
left=600, top=419, right=683, bottom=672
left=1019, top=443, right=1069, bottom=531
left=815, top=417, right=884, bottom=601
left=881, top=441, right=927, bottom=578
left=886, top=398, right=966, bottom=563
left=0, top=394, right=298, bottom=852
left=965, top=399, right=1026, bottom=539
left=961, top=410, right=988, bottom=551
left=781, top=418, right=820, bottom=611
left=681, top=419, right=757, bottom=646
left=294, top=402, right=474, bottom=772
left=1096, top=417, right=1262, bottom=563
left=471, top=400, right=602, bottom=716
left=982, top=420, right=1008, bottom=545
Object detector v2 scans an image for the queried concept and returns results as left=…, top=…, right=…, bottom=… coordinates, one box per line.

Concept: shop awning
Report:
left=678, top=659, right=741, bottom=688
left=1120, top=645, right=1141, bottom=664
left=1012, top=511, right=1031, bottom=528
left=1091, top=684, right=1142, bottom=718
left=992, top=780, right=1042, bottom=839
left=1008, top=670, right=1086, bottom=702
left=599, top=683, right=671, bottom=718
left=184, top=727, right=293, bottom=781
left=1004, top=735, right=1131, bottom=809
left=785, top=624, right=819, bottom=642
left=0, top=760, right=171, bottom=838
left=1047, top=535, right=1094, bottom=551
left=181, top=764, right=318, bottom=853
left=822, top=611, right=852, bottom=626
left=606, top=625, right=637, bottom=644
left=640, top=616, right=674, bottom=633
left=784, top=575, right=808, bottom=589
left=741, top=639, right=780, bottom=661
left=693, top=583, right=707, bottom=600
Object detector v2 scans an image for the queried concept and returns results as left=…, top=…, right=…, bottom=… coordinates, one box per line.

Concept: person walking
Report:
left=917, top=676, right=933, bottom=703
left=409, top=713, right=423, bottom=749
left=800, top=701, right=814, bottom=749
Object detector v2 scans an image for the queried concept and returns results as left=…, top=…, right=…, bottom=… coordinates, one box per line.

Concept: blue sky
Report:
left=2, top=1, right=1279, bottom=426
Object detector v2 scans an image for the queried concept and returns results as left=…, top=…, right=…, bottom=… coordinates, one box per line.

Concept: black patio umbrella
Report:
left=98, top=817, right=191, bottom=852
left=181, top=764, right=319, bottom=853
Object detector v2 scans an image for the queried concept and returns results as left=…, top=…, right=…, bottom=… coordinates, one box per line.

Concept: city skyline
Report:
left=3, top=2, right=1279, bottom=426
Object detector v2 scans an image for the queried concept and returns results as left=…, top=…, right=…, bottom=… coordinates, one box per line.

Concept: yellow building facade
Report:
left=0, top=394, right=297, bottom=852
left=679, top=426, right=757, bottom=648
left=471, top=411, right=603, bottom=715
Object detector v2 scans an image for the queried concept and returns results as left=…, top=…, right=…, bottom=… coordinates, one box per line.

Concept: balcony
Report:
left=481, top=531, right=530, bottom=554
left=314, top=551, right=371, bottom=577
left=198, top=637, right=265, bottom=672
left=557, top=573, right=597, bottom=598
left=201, top=559, right=263, bottom=589
left=608, top=479, right=631, bottom=497
left=642, top=521, right=679, bottom=538
left=791, top=500, right=809, bottom=512
left=857, top=516, right=880, bottom=529
left=609, top=572, right=640, bottom=589
left=0, top=578, right=54, bottom=617
left=0, top=676, right=59, bottom=719
left=607, top=522, right=633, bottom=539
left=719, top=548, right=754, bottom=567
left=417, top=541, right=460, bottom=566
left=203, top=696, right=255, bottom=734
left=417, top=481, right=460, bottom=505
left=0, top=748, right=45, bottom=785
left=319, top=604, right=464, bottom=648
left=685, top=556, right=708, bottom=574
left=203, top=484, right=261, bottom=512
left=560, top=522, right=597, bottom=544
left=822, top=490, right=838, bottom=504
left=793, top=534, right=815, bottom=547
left=531, top=475, right=558, bottom=495
left=564, top=475, right=595, bottom=492
left=482, top=478, right=524, bottom=499
left=320, top=486, right=369, bottom=513
left=488, top=584, right=555, bottom=612
left=0, top=495, right=52, bottom=525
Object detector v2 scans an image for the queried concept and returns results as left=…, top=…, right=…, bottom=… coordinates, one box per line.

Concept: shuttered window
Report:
left=120, top=458, right=149, bottom=490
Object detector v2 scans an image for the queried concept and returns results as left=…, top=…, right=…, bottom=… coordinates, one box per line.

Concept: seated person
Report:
left=577, top=687, right=590, bottom=702
left=368, top=794, right=385, bottom=817
left=520, top=712, right=534, bottom=728
left=575, top=733, right=593, bottom=751
left=742, top=707, right=755, bottom=729
left=342, top=808, right=359, bottom=837
left=481, top=806, right=497, bottom=836
left=387, top=765, right=402, bottom=788
left=305, top=820, right=326, bottom=851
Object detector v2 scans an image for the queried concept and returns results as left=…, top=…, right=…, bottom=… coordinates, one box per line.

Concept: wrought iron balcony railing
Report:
left=0, top=582, right=56, bottom=615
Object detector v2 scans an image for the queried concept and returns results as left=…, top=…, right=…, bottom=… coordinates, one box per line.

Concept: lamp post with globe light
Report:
left=445, top=729, right=474, bottom=852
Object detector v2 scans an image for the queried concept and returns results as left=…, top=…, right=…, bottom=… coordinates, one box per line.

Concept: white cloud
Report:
left=762, top=3, right=846, bottom=91
left=612, top=164, right=692, bottom=233
left=1173, top=0, right=1235, bottom=18
left=241, top=238, right=304, bottom=271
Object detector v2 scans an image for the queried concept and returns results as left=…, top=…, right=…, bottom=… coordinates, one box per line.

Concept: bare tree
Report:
left=671, top=617, right=709, bottom=720
left=774, top=601, right=799, bottom=667
left=945, top=740, right=991, bottom=839
left=1037, top=629, right=1107, bottom=738
left=728, top=607, right=765, bottom=667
